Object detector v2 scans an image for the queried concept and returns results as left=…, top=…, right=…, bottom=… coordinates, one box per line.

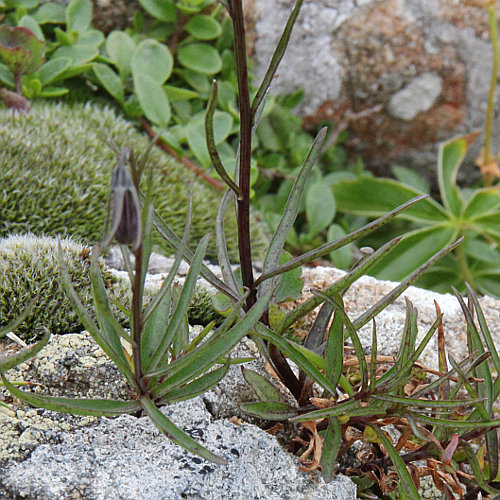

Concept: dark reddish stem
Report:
left=230, top=0, right=255, bottom=310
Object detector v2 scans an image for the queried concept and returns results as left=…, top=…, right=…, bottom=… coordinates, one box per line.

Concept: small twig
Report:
left=321, top=104, right=383, bottom=152
left=140, top=118, right=225, bottom=190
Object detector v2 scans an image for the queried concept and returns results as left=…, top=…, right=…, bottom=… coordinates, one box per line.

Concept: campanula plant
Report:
left=2, top=145, right=269, bottom=463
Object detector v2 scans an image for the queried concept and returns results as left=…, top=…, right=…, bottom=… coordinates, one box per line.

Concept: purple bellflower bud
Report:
left=101, top=147, right=142, bottom=251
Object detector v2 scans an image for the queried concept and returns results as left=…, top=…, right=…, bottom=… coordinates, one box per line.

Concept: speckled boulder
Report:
left=251, top=0, right=498, bottom=183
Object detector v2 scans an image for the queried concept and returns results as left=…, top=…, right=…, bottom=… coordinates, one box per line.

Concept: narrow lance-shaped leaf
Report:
left=238, top=401, right=298, bottom=420
left=259, top=127, right=327, bottom=300
left=140, top=395, right=226, bottom=464
left=152, top=206, right=239, bottom=301
left=206, top=81, right=242, bottom=197
left=255, top=195, right=429, bottom=286
left=159, top=361, right=230, bottom=403
left=216, top=189, right=240, bottom=296
left=369, top=425, right=421, bottom=500
left=2, top=376, right=141, bottom=416
left=278, top=235, right=402, bottom=334
left=0, top=331, right=50, bottom=373
left=320, top=418, right=342, bottom=483
left=315, top=291, right=368, bottom=392
left=353, top=237, right=464, bottom=330
left=251, top=0, right=304, bottom=117
left=242, top=367, right=282, bottom=402
left=152, top=292, right=270, bottom=396
left=149, top=234, right=210, bottom=371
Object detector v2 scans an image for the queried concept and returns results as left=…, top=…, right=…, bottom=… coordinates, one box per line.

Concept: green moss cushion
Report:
left=0, top=234, right=128, bottom=342
left=0, top=102, right=268, bottom=260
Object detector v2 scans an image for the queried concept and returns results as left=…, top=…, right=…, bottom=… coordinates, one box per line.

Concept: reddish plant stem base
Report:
left=140, top=118, right=225, bottom=191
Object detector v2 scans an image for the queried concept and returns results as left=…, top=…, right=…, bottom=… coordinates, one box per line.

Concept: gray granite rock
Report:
left=0, top=399, right=356, bottom=500
left=250, top=0, right=498, bottom=183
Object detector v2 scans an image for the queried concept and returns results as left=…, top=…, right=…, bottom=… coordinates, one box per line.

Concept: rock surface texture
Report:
left=251, top=0, right=498, bottom=181
left=2, top=257, right=500, bottom=498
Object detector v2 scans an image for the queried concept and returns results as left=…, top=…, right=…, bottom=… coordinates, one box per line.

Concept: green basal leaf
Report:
left=35, top=56, right=70, bottom=85
left=93, top=62, right=124, bottom=103
left=372, top=394, right=485, bottom=408
left=134, top=74, right=171, bottom=128
left=32, top=2, right=66, bottom=24
left=411, top=412, right=500, bottom=429
left=2, top=376, right=141, bottom=416
left=438, top=134, right=473, bottom=217
left=52, top=44, right=98, bottom=67
left=464, top=444, right=500, bottom=495
left=184, top=15, right=222, bottom=40
left=255, top=195, right=428, bottom=287
left=18, top=15, right=44, bottom=41
left=164, top=85, right=198, bottom=101
left=320, top=417, right=341, bottom=483
left=159, top=362, right=230, bottom=403
left=152, top=292, right=269, bottom=397
left=369, top=425, right=421, bottom=500
left=178, top=43, right=222, bottom=74
left=66, top=0, right=92, bottom=33
left=0, top=63, right=15, bottom=87
left=333, top=177, right=448, bottom=223
left=0, top=331, right=49, bottom=373
left=255, top=323, right=338, bottom=395
left=77, top=29, right=104, bottom=48
left=138, top=0, right=176, bottom=23
left=238, top=401, right=298, bottom=420
left=131, top=39, right=173, bottom=84
left=353, top=238, right=463, bottom=330
left=149, top=234, right=210, bottom=370
left=106, top=30, right=135, bottom=78
left=140, top=395, right=227, bottom=464
left=242, top=367, right=282, bottom=402
left=291, top=399, right=361, bottom=421
left=278, top=236, right=402, bottom=334
left=305, top=181, right=336, bottom=238
left=325, top=308, right=344, bottom=390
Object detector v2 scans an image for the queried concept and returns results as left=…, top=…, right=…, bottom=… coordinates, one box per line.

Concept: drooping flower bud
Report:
left=102, top=147, right=142, bottom=251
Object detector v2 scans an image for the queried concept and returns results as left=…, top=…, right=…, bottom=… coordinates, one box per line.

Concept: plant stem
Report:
left=230, top=0, right=255, bottom=310
left=484, top=2, right=499, bottom=185
left=455, top=240, right=476, bottom=291
left=132, top=245, right=148, bottom=395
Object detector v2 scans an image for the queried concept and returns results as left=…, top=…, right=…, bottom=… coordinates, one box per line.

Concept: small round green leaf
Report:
left=134, top=74, right=171, bottom=128
left=131, top=39, right=173, bottom=84
left=18, top=15, right=44, bottom=41
left=52, top=44, right=98, bottom=66
left=93, top=62, right=124, bottom=103
left=35, top=57, right=71, bottom=85
left=33, top=3, right=66, bottom=24
left=66, top=0, right=92, bottom=33
left=306, top=182, right=336, bottom=237
left=177, top=43, right=222, bottom=74
left=106, top=30, right=135, bottom=78
left=184, top=15, right=222, bottom=40
left=138, top=0, right=176, bottom=22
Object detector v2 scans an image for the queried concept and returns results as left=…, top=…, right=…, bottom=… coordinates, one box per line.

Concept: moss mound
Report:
left=0, top=234, right=127, bottom=342
left=0, top=102, right=268, bottom=260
